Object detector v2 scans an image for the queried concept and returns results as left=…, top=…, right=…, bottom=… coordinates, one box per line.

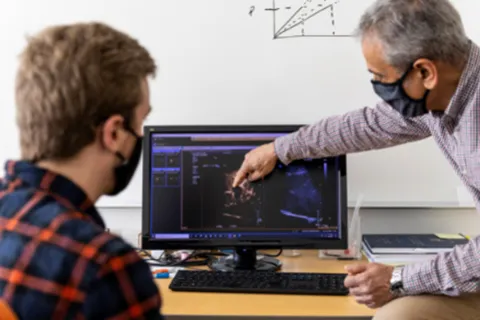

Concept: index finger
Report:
left=345, top=263, right=368, bottom=275
left=344, top=274, right=363, bottom=288
left=232, top=161, right=251, bottom=187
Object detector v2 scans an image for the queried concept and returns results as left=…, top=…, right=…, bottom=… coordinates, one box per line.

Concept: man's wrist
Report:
left=268, top=141, right=279, bottom=159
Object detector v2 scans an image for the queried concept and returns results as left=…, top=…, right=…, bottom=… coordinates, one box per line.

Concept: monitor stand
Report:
left=210, top=247, right=282, bottom=272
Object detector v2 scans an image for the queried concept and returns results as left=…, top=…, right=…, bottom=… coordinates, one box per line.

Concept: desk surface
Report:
left=156, top=250, right=375, bottom=319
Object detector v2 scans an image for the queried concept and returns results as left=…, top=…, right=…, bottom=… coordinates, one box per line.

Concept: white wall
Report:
left=99, top=207, right=480, bottom=248
left=4, top=0, right=480, bottom=209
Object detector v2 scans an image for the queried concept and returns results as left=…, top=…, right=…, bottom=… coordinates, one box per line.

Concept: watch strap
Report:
left=390, top=266, right=405, bottom=296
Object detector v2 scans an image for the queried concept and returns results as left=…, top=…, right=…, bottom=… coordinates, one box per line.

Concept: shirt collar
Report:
left=444, top=41, right=480, bottom=122
left=3, top=160, right=105, bottom=229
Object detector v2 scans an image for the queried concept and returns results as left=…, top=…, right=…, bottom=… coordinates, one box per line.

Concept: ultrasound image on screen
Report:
left=223, top=172, right=259, bottom=224
left=176, top=148, right=337, bottom=231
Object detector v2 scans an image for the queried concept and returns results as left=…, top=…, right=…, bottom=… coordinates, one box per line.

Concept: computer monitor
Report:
left=141, top=125, right=348, bottom=271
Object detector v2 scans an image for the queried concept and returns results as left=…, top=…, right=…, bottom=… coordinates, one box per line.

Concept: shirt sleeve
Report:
left=402, top=235, right=480, bottom=296
left=274, top=101, right=432, bottom=164
left=82, top=249, right=163, bottom=320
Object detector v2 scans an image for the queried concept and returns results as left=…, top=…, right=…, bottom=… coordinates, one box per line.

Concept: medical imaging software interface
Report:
left=149, top=132, right=343, bottom=240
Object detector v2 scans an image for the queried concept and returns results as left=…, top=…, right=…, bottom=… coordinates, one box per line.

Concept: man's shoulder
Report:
left=0, top=187, right=147, bottom=281
left=0, top=189, right=157, bottom=318
left=0, top=188, right=141, bottom=264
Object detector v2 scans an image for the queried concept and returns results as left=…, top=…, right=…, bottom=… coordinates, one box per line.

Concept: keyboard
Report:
left=169, top=270, right=349, bottom=295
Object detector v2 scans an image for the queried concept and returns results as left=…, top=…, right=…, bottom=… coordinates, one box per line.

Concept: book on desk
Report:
left=362, top=233, right=469, bottom=265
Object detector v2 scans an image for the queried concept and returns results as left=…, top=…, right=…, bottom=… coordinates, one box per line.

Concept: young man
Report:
left=0, top=22, right=162, bottom=319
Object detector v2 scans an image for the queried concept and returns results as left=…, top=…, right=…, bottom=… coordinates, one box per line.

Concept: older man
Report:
left=232, top=0, right=480, bottom=319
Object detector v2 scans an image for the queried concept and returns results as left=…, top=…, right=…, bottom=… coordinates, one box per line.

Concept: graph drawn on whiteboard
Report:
left=265, top=0, right=354, bottom=39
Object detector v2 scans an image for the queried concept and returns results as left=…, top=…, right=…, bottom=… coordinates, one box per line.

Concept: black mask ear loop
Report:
left=372, top=62, right=415, bottom=87
left=401, top=62, right=431, bottom=104
left=113, top=119, right=139, bottom=163
left=114, top=151, right=127, bottom=163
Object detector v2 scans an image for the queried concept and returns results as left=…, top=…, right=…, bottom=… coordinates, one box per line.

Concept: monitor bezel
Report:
left=141, top=125, right=348, bottom=251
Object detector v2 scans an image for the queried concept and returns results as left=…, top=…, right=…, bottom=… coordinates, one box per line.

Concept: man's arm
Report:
left=274, top=101, right=432, bottom=164
left=83, top=248, right=163, bottom=319
left=402, top=235, right=480, bottom=296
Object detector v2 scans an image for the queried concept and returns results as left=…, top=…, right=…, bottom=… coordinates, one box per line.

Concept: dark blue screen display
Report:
left=148, top=133, right=343, bottom=241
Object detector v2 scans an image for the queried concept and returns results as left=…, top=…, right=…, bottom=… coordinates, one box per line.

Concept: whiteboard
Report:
left=0, top=0, right=478, bottom=208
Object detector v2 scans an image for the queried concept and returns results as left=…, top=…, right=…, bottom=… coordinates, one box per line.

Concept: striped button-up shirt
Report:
left=274, top=41, right=480, bottom=296
left=0, top=160, right=163, bottom=319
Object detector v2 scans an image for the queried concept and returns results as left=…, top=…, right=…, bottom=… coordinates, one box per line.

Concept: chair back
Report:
left=0, top=299, right=17, bottom=320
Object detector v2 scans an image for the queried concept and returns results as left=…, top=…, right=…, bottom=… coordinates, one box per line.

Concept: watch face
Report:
left=391, top=270, right=401, bottom=283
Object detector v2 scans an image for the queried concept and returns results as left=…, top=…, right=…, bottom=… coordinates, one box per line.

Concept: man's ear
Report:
left=101, top=115, right=126, bottom=152
left=415, top=58, right=438, bottom=90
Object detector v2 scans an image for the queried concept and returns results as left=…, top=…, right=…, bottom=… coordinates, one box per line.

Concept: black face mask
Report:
left=371, top=64, right=430, bottom=118
left=107, top=127, right=143, bottom=196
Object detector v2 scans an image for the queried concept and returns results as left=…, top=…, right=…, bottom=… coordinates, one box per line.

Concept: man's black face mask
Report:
left=107, top=127, right=143, bottom=196
left=371, top=64, right=430, bottom=118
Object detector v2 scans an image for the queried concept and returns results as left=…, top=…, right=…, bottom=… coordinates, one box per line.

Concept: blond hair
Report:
left=15, top=22, right=156, bottom=161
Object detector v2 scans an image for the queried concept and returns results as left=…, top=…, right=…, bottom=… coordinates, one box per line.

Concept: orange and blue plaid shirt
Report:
left=0, top=160, right=163, bottom=319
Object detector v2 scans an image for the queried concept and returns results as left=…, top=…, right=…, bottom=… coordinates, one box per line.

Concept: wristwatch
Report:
left=389, top=266, right=405, bottom=297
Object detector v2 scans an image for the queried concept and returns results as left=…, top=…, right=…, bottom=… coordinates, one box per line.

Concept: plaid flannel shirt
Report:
left=274, top=41, right=480, bottom=296
left=0, top=160, right=163, bottom=319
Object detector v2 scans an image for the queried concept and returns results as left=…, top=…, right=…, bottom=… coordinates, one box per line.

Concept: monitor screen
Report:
left=141, top=126, right=347, bottom=250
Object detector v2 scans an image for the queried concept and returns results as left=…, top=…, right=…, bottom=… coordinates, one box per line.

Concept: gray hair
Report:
left=355, top=0, right=470, bottom=71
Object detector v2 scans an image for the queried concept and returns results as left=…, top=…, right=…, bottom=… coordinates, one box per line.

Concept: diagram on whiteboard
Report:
left=264, top=0, right=355, bottom=39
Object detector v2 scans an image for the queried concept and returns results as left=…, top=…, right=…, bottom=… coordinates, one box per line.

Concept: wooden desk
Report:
left=156, top=250, right=375, bottom=320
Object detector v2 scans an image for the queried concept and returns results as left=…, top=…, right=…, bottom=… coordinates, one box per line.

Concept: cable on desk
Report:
left=135, top=248, right=227, bottom=267
left=260, top=249, right=283, bottom=257
left=136, top=248, right=283, bottom=269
